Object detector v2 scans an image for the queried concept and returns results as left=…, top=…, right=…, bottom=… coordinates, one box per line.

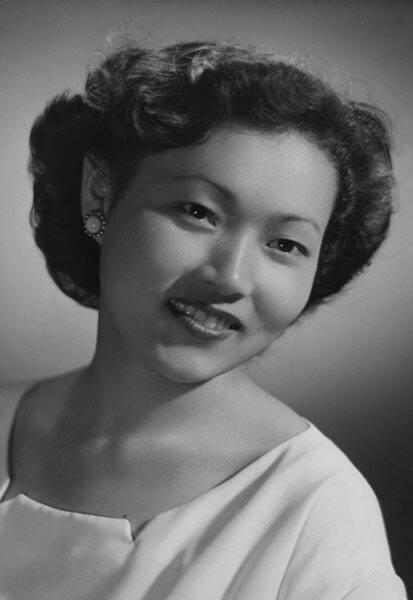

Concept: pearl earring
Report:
left=83, top=209, right=107, bottom=240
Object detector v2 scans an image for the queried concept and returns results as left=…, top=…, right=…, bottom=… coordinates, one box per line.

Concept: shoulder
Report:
left=231, top=381, right=310, bottom=455
left=273, top=422, right=373, bottom=490
left=0, top=380, right=35, bottom=441
left=9, top=369, right=81, bottom=450
left=273, top=426, right=407, bottom=598
left=0, top=370, right=80, bottom=474
left=0, top=379, right=37, bottom=486
left=275, top=425, right=389, bottom=545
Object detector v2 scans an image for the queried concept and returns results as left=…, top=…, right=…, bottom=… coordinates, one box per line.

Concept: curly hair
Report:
left=29, top=41, right=394, bottom=310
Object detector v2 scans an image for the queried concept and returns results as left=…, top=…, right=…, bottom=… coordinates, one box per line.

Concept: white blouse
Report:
left=0, top=381, right=407, bottom=599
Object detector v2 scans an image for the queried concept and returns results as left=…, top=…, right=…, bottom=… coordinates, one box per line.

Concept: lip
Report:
left=167, top=298, right=241, bottom=341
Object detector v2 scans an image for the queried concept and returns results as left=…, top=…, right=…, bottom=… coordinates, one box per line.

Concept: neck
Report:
left=70, top=313, right=257, bottom=440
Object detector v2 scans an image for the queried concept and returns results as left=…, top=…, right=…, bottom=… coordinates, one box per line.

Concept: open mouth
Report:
left=167, top=298, right=241, bottom=340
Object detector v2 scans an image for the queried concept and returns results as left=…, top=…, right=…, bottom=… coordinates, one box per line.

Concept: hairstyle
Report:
left=29, top=40, right=394, bottom=311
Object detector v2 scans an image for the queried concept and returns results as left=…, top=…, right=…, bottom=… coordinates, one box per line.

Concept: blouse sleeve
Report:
left=276, top=471, right=407, bottom=600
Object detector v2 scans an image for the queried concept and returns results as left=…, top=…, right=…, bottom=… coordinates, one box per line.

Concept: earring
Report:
left=83, top=209, right=107, bottom=240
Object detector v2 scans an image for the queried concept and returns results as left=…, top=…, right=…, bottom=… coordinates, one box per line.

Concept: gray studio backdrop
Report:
left=1, top=0, right=412, bottom=589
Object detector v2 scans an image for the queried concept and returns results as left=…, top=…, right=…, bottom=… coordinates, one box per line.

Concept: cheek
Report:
left=256, top=265, right=317, bottom=331
left=100, top=212, right=203, bottom=297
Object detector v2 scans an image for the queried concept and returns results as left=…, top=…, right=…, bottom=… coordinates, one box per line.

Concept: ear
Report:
left=80, top=156, right=111, bottom=219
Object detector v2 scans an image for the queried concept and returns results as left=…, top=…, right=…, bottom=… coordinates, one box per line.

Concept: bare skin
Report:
left=4, top=367, right=307, bottom=538
left=3, top=129, right=336, bottom=538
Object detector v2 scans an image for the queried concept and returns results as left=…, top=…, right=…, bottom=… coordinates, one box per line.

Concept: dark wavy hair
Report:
left=29, top=41, right=394, bottom=311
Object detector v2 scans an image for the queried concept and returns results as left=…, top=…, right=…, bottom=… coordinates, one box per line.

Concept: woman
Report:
left=0, top=41, right=407, bottom=598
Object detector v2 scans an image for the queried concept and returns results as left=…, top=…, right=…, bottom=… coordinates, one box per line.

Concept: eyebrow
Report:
left=172, top=174, right=322, bottom=234
left=277, top=214, right=321, bottom=234
left=173, top=174, right=236, bottom=201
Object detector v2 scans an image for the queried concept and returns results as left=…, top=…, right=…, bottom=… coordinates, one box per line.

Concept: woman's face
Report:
left=98, top=128, right=337, bottom=382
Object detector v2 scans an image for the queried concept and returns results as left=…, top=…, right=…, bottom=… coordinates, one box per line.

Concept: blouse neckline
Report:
left=0, top=379, right=315, bottom=543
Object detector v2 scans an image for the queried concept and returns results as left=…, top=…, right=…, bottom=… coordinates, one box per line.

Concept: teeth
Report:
left=171, top=299, right=195, bottom=317
left=216, top=318, right=226, bottom=331
left=194, top=309, right=207, bottom=323
left=204, top=315, right=218, bottom=329
left=170, top=299, right=237, bottom=331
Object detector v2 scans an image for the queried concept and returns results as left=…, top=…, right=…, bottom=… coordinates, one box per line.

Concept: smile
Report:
left=167, top=298, right=241, bottom=341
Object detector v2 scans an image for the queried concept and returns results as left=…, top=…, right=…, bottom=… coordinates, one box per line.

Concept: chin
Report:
left=150, top=348, right=239, bottom=384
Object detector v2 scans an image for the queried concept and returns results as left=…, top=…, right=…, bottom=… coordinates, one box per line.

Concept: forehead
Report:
left=129, top=127, right=338, bottom=225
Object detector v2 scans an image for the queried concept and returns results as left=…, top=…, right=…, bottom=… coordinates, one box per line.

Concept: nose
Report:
left=196, top=232, right=254, bottom=300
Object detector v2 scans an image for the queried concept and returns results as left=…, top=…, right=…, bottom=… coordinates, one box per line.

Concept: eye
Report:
left=180, top=202, right=218, bottom=227
left=268, top=238, right=308, bottom=257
